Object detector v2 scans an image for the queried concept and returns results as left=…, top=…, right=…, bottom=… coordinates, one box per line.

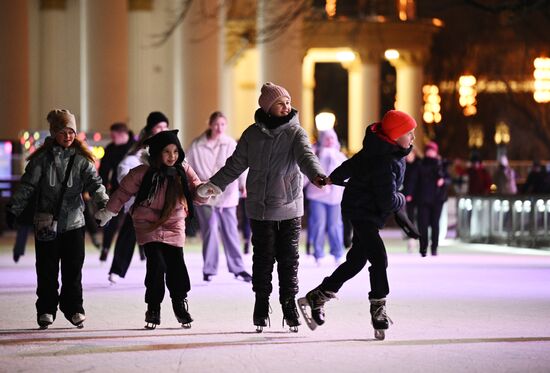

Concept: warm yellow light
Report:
left=463, top=106, right=477, bottom=116
left=422, top=84, right=442, bottom=124
left=423, top=112, right=434, bottom=123
left=533, top=57, right=550, bottom=103
left=459, top=75, right=476, bottom=86
left=92, top=146, right=105, bottom=159
left=336, top=51, right=355, bottom=62
left=534, top=57, right=550, bottom=69
left=315, top=112, right=336, bottom=131
left=384, top=49, right=400, bottom=60
left=325, top=0, right=336, bottom=18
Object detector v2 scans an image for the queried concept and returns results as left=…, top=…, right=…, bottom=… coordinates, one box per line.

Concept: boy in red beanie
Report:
left=298, top=110, right=418, bottom=340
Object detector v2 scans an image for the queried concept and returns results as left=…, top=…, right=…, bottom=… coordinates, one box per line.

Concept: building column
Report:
left=301, top=52, right=316, bottom=137
left=390, top=51, right=426, bottom=144
left=38, top=0, right=81, bottom=128
left=348, top=51, right=381, bottom=153
left=180, top=0, right=221, bottom=146
left=0, top=0, right=30, bottom=139
left=85, top=0, right=128, bottom=133
left=128, top=0, right=154, bottom=130
left=257, top=0, right=303, bottom=112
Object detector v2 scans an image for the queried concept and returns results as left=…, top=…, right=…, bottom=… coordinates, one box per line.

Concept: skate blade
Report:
left=38, top=325, right=49, bottom=330
left=255, top=325, right=264, bottom=333
left=297, top=297, right=317, bottom=331
left=144, top=323, right=158, bottom=330
left=374, top=329, right=385, bottom=340
left=76, top=323, right=84, bottom=329
left=289, top=326, right=298, bottom=333
left=181, top=323, right=192, bottom=329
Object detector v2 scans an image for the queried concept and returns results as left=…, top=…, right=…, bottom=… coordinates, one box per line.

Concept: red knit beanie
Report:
left=380, top=110, right=417, bottom=141
left=258, top=82, right=291, bottom=113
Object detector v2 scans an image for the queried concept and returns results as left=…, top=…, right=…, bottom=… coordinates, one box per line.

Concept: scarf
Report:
left=133, top=164, right=194, bottom=219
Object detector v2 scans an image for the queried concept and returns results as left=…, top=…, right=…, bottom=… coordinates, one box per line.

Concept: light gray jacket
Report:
left=209, top=110, right=324, bottom=221
left=9, top=144, right=108, bottom=233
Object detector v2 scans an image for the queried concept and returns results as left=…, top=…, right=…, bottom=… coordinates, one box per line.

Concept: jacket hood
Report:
left=363, top=123, right=412, bottom=159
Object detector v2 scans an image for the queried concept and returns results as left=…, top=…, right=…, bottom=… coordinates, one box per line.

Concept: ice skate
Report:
left=37, top=313, right=53, bottom=329
left=370, top=298, right=393, bottom=340
left=69, top=313, right=86, bottom=329
left=145, top=304, right=160, bottom=329
left=108, top=273, right=120, bottom=285
left=297, top=286, right=336, bottom=331
left=281, top=298, right=300, bottom=333
left=253, top=295, right=270, bottom=333
left=172, top=299, right=193, bottom=329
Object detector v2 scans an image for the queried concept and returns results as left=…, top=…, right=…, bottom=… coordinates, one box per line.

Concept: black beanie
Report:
left=145, top=111, right=169, bottom=132
left=144, top=130, right=185, bottom=164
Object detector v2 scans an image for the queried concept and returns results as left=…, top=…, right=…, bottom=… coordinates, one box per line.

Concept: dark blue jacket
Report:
left=329, top=123, right=410, bottom=228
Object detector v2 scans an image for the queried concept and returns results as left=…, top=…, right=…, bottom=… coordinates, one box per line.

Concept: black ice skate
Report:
left=69, top=313, right=86, bottom=329
left=145, top=304, right=161, bottom=329
left=297, top=286, right=336, bottom=331
left=253, top=295, right=270, bottom=333
left=281, top=298, right=301, bottom=333
left=370, top=298, right=393, bottom=340
left=37, top=313, right=54, bottom=330
left=172, top=299, right=193, bottom=329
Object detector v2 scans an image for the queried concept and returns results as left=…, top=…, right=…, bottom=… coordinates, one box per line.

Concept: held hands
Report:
left=313, top=175, right=331, bottom=188
left=197, top=181, right=222, bottom=199
left=94, top=208, right=117, bottom=227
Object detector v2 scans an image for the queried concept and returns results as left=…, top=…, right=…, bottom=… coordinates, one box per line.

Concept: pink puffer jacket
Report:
left=106, top=163, right=206, bottom=247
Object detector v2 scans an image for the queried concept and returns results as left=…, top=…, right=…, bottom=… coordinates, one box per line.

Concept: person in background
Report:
left=402, top=148, right=420, bottom=253
left=493, top=155, right=517, bottom=195
left=6, top=109, right=109, bottom=329
left=466, top=154, right=492, bottom=195
left=304, top=128, right=347, bottom=265
left=107, top=112, right=169, bottom=284
left=522, top=160, right=548, bottom=194
left=186, top=111, right=252, bottom=283
left=97, top=123, right=135, bottom=262
left=415, top=141, right=450, bottom=257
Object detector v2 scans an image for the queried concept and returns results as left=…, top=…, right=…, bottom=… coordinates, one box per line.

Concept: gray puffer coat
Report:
left=9, top=144, right=108, bottom=233
left=209, top=109, right=324, bottom=221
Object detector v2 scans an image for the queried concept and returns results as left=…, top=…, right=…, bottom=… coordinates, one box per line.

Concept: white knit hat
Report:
left=258, top=82, right=291, bottom=113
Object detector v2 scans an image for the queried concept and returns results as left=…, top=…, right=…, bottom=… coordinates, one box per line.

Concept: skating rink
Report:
left=0, top=230, right=549, bottom=373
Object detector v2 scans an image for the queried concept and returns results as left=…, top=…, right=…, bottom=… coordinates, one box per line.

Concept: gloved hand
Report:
left=5, top=210, right=17, bottom=229
left=94, top=208, right=117, bottom=227
left=197, top=181, right=222, bottom=198
left=394, top=208, right=420, bottom=239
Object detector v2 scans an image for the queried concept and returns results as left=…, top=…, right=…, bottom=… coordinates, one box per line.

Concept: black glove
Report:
left=5, top=210, right=17, bottom=230
left=394, top=209, right=420, bottom=239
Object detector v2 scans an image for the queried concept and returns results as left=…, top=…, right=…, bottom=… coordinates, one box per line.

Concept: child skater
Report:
left=95, top=130, right=206, bottom=329
left=198, top=82, right=326, bottom=332
left=298, top=110, right=418, bottom=340
left=6, top=109, right=109, bottom=329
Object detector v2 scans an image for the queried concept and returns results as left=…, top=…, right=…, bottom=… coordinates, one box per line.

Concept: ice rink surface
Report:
left=1, top=231, right=549, bottom=372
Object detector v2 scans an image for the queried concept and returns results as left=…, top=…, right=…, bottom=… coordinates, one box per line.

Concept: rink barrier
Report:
left=457, top=195, right=550, bottom=248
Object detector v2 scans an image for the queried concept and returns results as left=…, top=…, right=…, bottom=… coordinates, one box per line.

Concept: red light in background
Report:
left=93, top=132, right=102, bottom=142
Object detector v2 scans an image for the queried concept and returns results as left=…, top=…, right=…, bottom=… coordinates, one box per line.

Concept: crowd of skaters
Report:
left=4, top=80, right=549, bottom=337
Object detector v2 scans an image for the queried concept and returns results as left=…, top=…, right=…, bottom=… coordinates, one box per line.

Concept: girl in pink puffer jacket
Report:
left=95, top=130, right=207, bottom=329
